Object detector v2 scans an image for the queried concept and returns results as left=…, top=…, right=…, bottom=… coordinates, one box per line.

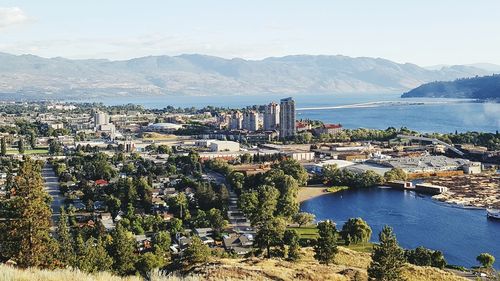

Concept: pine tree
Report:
left=1, top=157, right=55, bottom=267
left=283, top=229, right=301, bottom=261
left=183, top=236, right=211, bottom=267
left=81, top=237, right=114, bottom=273
left=314, top=220, right=338, bottom=265
left=18, top=138, right=25, bottom=154
left=1, top=137, right=6, bottom=156
left=109, top=223, right=137, bottom=275
left=57, top=207, right=75, bottom=266
left=368, top=225, right=406, bottom=281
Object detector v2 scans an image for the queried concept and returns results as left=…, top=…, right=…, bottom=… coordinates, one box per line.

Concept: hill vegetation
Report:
left=0, top=52, right=492, bottom=98
left=0, top=247, right=468, bottom=281
left=402, top=74, right=500, bottom=100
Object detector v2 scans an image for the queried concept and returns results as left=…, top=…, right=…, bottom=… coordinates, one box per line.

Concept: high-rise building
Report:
left=279, top=97, right=296, bottom=139
left=94, top=111, right=109, bottom=127
left=229, top=111, right=243, bottom=130
left=242, top=111, right=259, bottom=131
left=264, top=102, right=280, bottom=131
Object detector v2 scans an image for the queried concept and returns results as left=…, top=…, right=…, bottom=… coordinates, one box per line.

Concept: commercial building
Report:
left=209, top=141, right=240, bottom=152
left=146, top=123, right=183, bottom=133
left=279, top=97, right=296, bottom=139
left=263, top=102, right=280, bottom=131
left=242, top=111, right=259, bottom=131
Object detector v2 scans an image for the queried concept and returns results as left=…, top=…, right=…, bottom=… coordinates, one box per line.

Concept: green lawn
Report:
left=6, top=149, right=49, bottom=155
left=288, top=226, right=319, bottom=239
left=288, top=225, right=374, bottom=253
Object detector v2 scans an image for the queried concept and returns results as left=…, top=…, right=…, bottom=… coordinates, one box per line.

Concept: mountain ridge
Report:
left=0, top=52, right=495, bottom=99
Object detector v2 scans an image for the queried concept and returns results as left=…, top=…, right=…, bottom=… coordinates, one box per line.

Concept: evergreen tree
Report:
left=153, top=231, right=171, bottom=263
left=81, top=237, right=114, bottom=273
left=314, top=220, right=338, bottom=265
left=255, top=217, right=286, bottom=258
left=283, top=229, right=301, bottom=261
left=368, top=225, right=406, bottom=281
left=57, top=207, right=75, bottom=265
left=109, top=223, right=137, bottom=275
left=1, top=157, right=55, bottom=267
left=18, top=138, right=25, bottom=154
left=1, top=137, right=6, bottom=156
left=135, top=252, right=164, bottom=278
left=183, top=236, right=210, bottom=267
left=29, top=131, right=37, bottom=149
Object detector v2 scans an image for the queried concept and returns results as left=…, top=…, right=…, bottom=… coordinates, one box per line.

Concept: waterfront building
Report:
left=279, top=97, right=296, bottom=139
left=313, top=124, right=343, bottom=136
left=263, top=102, right=280, bottom=131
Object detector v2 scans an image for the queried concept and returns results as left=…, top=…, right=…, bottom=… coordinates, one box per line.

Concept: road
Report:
left=42, top=163, right=63, bottom=224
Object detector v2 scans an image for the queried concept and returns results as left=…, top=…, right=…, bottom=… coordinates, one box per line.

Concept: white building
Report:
left=264, top=102, right=280, bottom=131
left=242, top=111, right=259, bottom=131
left=94, top=111, right=109, bottom=127
left=209, top=141, right=240, bottom=152
left=146, top=123, right=183, bottom=133
left=229, top=111, right=243, bottom=130
left=279, top=97, right=296, bottom=139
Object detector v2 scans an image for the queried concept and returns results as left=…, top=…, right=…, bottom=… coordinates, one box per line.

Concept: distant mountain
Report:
left=402, top=74, right=500, bottom=100
left=0, top=52, right=495, bottom=99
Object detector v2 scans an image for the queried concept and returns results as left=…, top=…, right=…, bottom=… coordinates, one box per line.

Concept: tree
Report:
left=1, top=137, right=6, bottom=156
left=368, top=225, right=406, bottom=281
left=153, top=231, right=171, bottom=263
left=18, top=138, right=25, bottom=154
left=135, top=252, right=164, bottom=278
left=384, top=168, right=408, bottom=182
left=109, top=224, right=137, bottom=275
left=80, top=237, right=114, bottom=273
left=208, top=208, right=228, bottom=236
left=341, top=218, right=372, bottom=245
left=275, top=175, right=299, bottom=219
left=314, top=220, right=338, bottom=265
left=57, top=207, right=75, bottom=265
left=293, top=212, right=315, bottom=228
left=29, top=130, right=37, bottom=149
left=169, top=218, right=183, bottom=236
left=254, top=217, right=286, bottom=258
left=48, top=139, right=63, bottom=155
left=405, top=246, right=446, bottom=269
left=283, top=229, right=301, bottom=261
left=183, top=236, right=211, bottom=267
left=1, top=157, right=56, bottom=267
left=275, top=159, right=308, bottom=185
left=477, top=253, right=495, bottom=268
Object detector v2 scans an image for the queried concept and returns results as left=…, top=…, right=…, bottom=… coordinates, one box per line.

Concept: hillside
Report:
left=0, top=247, right=467, bottom=281
left=402, top=74, right=500, bottom=100
left=0, top=52, right=493, bottom=99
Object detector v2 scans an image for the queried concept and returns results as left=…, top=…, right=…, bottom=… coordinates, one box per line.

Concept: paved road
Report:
left=42, top=163, right=63, bottom=224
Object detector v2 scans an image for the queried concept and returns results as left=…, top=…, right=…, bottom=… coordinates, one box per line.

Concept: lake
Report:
left=98, top=93, right=500, bottom=133
left=300, top=187, right=500, bottom=268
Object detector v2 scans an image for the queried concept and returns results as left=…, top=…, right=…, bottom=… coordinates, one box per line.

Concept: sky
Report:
left=0, top=0, right=500, bottom=66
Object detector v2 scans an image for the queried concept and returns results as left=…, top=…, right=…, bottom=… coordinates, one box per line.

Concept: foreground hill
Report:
left=0, top=247, right=467, bottom=281
left=402, top=74, right=500, bottom=100
left=0, top=52, right=492, bottom=99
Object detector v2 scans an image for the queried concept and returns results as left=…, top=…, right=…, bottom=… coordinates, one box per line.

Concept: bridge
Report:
left=396, top=134, right=464, bottom=156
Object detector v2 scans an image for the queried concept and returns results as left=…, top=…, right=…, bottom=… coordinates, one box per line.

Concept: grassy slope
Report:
left=0, top=247, right=467, bottom=281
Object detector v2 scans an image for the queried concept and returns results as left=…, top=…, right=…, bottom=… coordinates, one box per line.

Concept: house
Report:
left=135, top=235, right=152, bottom=252
left=99, top=213, right=115, bottom=231
left=223, top=233, right=254, bottom=255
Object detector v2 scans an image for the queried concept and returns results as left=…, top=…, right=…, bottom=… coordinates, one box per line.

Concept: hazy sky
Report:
left=1, top=0, right=500, bottom=66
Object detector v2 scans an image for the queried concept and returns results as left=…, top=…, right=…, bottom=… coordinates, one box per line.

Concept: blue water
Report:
left=300, top=187, right=500, bottom=268
left=97, top=93, right=500, bottom=133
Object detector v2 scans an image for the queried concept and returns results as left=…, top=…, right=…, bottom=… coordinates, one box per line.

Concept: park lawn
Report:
left=6, top=148, right=49, bottom=155
left=288, top=225, right=319, bottom=239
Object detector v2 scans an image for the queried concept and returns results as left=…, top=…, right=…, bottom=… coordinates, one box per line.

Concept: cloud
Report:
left=0, top=7, right=29, bottom=29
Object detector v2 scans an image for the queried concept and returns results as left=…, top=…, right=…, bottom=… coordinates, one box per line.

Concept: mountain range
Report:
left=0, top=52, right=498, bottom=99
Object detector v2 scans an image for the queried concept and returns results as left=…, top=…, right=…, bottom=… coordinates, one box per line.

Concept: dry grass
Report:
left=0, top=247, right=468, bottom=281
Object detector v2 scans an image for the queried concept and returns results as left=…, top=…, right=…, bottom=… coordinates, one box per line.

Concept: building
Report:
left=279, top=97, right=296, bottom=139
left=94, top=111, right=109, bottom=127
left=229, top=111, right=243, bottom=130
left=146, top=123, right=183, bottom=133
left=314, top=124, right=343, bottom=136
left=242, top=111, right=259, bottom=131
left=209, top=140, right=240, bottom=152
left=263, top=102, right=280, bottom=131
